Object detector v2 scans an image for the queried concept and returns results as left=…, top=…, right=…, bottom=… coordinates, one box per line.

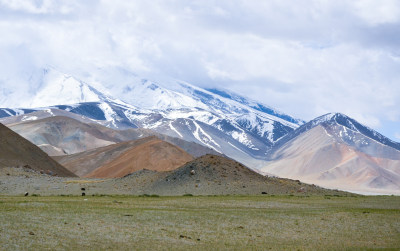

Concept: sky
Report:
left=0, top=0, right=399, bottom=141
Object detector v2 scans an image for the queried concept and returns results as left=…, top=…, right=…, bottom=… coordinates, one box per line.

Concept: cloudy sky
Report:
left=0, top=0, right=399, bottom=140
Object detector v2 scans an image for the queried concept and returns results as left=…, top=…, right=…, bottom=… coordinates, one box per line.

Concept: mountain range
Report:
left=0, top=67, right=399, bottom=195
left=1, top=113, right=218, bottom=158
left=0, top=67, right=302, bottom=168
left=262, top=113, right=400, bottom=194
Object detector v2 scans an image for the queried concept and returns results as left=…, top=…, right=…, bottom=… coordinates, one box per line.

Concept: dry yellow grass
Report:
left=0, top=195, right=399, bottom=250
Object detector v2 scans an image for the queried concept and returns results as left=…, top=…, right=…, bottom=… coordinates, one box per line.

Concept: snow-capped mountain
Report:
left=1, top=68, right=108, bottom=108
left=262, top=113, right=400, bottom=195
left=0, top=67, right=302, bottom=168
left=2, top=67, right=400, bottom=194
left=271, top=113, right=400, bottom=157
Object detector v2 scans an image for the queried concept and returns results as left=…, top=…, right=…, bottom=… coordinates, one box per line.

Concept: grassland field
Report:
left=0, top=195, right=399, bottom=250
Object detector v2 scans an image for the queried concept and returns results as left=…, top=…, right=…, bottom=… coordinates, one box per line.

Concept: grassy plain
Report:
left=0, top=195, right=399, bottom=250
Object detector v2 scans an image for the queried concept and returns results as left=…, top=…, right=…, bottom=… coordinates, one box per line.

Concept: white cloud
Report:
left=0, top=0, right=399, bottom=137
left=0, top=0, right=78, bottom=14
left=352, top=0, right=400, bottom=25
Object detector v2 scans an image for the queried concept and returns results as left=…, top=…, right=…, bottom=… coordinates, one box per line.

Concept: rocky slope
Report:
left=0, top=123, right=75, bottom=177
left=145, top=154, right=333, bottom=196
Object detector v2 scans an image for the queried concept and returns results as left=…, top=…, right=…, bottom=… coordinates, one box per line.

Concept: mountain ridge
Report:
left=0, top=67, right=303, bottom=168
left=262, top=112, right=400, bottom=195
left=270, top=112, right=400, bottom=158
left=2, top=113, right=220, bottom=158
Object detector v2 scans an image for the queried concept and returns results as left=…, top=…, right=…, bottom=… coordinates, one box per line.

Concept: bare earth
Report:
left=85, top=137, right=194, bottom=178
left=54, top=136, right=194, bottom=178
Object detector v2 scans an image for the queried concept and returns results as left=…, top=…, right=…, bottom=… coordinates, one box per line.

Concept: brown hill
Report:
left=142, top=154, right=341, bottom=196
left=0, top=123, right=75, bottom=177
left=55, top=136, right=194, bottom=178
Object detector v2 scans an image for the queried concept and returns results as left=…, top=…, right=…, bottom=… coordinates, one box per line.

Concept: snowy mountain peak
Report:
left=273, top=112, right=400, bottom=154
left=0, top=67, right=304, bottom=168
left=309, top=112, right=346, bottom=125
left=22, top=68, right=107, bottom=108
left=263, top=113, right=400, bottom=196
left=0, top=67, right=141, bottom=110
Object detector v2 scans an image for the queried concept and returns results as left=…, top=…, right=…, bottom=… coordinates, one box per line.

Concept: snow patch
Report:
left=45, top=109, right=54, bottom=116
left=145, top=120, right=163, bottom=129
left=21, top=116, right=38, bottom=121
left=169, top=121, right=183, bottom=138
left=13, top=109, right=25, bottom=116
left=231, top=130, right=258, bottom=150
left=228, top=142, right=247, bottom=154
left=98, top=103, right=117, bottom=127
left=192, top=120, right=221, bottom=153
left=3, top=109, right=13, bottom=116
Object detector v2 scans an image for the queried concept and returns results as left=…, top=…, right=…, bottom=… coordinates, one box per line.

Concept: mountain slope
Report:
left=262, top=113, right=400, bottom=195
left=0, top=67, right=303, bottom=168
left=54, top=136, right=194, bottom=178
left=7, top=116, right=123, bottom=155
left=3, top=112, right=219, bottom=158
left=0, top=123, right=76, bottom=177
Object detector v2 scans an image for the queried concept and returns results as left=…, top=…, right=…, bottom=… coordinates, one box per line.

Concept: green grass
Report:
left=0, top=195, right=399, bottom=250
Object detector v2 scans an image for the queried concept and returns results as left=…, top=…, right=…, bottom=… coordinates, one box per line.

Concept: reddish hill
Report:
left=55, top=136, right=194, bottom=178
left=85, top=137, right=193, bottom=178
